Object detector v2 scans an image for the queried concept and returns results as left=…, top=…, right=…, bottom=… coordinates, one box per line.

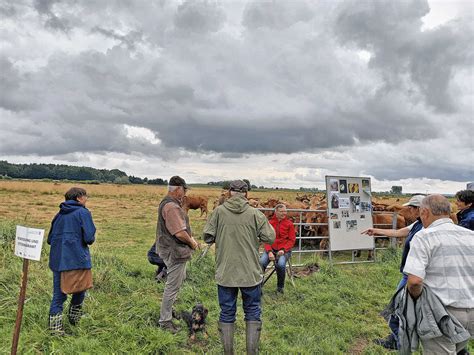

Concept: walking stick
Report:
left=196, top=243, right=212, bottom=262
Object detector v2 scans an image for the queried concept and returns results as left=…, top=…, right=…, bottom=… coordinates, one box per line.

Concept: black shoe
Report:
left=277, top=287, right=284, bottom=294
left=374, top=334, right=398, bottom=350
left=159, top=320, right=181, bottom=334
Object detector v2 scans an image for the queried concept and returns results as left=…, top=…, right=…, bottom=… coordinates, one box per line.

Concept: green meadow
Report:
left=0, top=180, right=471, bottom=354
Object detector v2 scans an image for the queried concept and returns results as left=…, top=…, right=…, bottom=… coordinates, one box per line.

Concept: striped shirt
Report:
left=403, top=218, right=474, bottom=308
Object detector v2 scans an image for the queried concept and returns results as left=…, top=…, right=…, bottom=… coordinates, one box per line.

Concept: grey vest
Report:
left=156, top=195, right=193, bottom=261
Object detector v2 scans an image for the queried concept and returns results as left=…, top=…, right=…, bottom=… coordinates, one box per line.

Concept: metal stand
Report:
left=262, top=255, right=295, bottom=288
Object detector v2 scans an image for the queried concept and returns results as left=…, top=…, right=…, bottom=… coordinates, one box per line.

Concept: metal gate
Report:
left=259, top=208, right=401, bottom=266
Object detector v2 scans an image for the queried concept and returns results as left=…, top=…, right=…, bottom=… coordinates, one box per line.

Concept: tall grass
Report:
left=0, top=182, right=470, bottom=354
left=0, top=229, right=427, bottom=354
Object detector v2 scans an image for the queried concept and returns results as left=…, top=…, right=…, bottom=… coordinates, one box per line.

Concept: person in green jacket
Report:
left=204, top=180, right=275, bottom=355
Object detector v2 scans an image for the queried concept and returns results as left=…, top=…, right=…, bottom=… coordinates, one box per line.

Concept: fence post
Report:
left=390, top=212, right=398, bottom=248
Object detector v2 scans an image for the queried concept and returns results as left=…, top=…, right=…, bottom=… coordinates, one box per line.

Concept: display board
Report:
left=325, top=176, right=374, bottom=252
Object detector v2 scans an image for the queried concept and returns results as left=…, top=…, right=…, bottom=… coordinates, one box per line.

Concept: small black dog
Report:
left=173, top=303, right=208, bottom=341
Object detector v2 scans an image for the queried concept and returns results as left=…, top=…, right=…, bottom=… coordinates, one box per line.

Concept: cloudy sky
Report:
left=1, top=0, right=473, bottom=193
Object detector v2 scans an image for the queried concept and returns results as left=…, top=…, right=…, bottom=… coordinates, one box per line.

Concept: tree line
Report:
left=0, top=161, right=168, bottom=185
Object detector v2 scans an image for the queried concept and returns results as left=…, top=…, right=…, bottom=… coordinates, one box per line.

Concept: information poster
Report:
left=326, top=176, right=374, bottom=251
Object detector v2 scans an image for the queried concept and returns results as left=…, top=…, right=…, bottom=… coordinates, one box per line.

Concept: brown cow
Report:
left=183, top=195, right=208, bottom=217
left=303, top=207, right=329, bottom=253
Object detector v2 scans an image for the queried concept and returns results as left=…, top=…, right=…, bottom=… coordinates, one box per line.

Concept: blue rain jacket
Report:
left=47, top=200, right=96, bottom=272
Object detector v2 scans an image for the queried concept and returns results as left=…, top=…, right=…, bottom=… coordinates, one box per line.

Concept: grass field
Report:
left=0, top=180, right=471, bottom=354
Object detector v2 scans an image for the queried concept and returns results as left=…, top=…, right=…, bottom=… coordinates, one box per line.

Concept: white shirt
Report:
left=403, top=218, right=474, bottom=308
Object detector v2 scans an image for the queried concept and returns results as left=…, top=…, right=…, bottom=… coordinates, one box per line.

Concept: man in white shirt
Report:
left=404, top=194, right=474, bottom=354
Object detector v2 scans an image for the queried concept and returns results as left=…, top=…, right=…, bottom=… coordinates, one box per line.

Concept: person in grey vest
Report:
left=156, top=176, right=199, bottom=333
left=203, top=180, right=275, bottom=354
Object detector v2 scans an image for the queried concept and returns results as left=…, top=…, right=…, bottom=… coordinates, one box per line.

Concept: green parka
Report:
left=203, top=194, right=275, bottom=287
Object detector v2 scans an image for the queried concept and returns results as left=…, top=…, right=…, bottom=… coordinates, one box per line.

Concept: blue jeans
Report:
left=389, top=274, right=408, bottom=344
left=218, top=284, right=262, bottom=323
left=50, top=271, right=86, bottom=315
left=260, top=251, right=290, bottom=289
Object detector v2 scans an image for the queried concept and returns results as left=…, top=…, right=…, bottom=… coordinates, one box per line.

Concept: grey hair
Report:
left=274, top=203, right=287, bottom=211
left=168, top=185, right=180, bottom=192
left=230, top=191, right=245, bottom=197
left=421, top=194, right=451, bottom=216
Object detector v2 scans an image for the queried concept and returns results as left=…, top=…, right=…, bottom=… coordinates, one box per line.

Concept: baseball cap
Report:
left=402, top=195, right=425, bottom=207
left=229, top=180, right=248, bottom=193
left=169, top=176, right=188, bottom=190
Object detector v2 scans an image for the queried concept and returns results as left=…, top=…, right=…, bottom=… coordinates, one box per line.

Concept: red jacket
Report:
left=265, top=215, right=296, bottom=252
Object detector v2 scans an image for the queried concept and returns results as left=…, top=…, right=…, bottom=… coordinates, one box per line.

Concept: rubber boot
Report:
left=218, top=321, right=235, bottom=355
left=49, top=314, right=65, bottom=336
left=68, top=303, right=83, bottom=326
left=246, top=320, right=262, bottom=355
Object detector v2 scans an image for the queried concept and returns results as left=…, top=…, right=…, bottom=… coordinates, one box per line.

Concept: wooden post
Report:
left=11, top=259, right=29, bottom=355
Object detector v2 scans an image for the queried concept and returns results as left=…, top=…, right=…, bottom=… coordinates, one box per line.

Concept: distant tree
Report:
left=391, top=186, right=403, bottom=194
left=114, top=176, right=131, bottom=184
left=222, top=181, right=231, bottom=190
left=0, top=160, right=129, bottom=183
left=243, top=179, right=251, bottom=191
left=148, top=178, right=167, bottom=185
left=128, top=175, right=144, bottom=184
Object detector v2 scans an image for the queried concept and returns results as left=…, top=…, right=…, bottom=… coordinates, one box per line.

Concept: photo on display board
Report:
left=346, top=220, right=357, bottom=232
left=348, top=183, right=360, bottom=193
left=339, top=197, right=350, bottom=209
left=360, top=214, right=366, bottom=219
left=362, top=179, right=371, bottom=196
left=330, top=213, right=338, bottom=220
left=339, top=179, right=347, bottom=193
left=333, top=221, right=341, bottom=229
left=350, top=196, right=361, bottom=213
left=329, top=179, right=339, bottom=192
left=361, top=202, right=372, bottom=212
left=341, top=210, right=349, bottom=218
left=362, top=179, right=370, bottom=190
left=331, top=193, right=339, bottom=209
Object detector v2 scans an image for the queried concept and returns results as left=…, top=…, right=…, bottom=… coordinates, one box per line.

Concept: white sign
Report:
left=14, top=226, right=45, bottom=261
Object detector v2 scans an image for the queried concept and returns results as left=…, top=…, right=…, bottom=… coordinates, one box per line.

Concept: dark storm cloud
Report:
left=335, top=0, right=474, bottom=112
left=242, top=0, right=314, bottom=30
left=91, top=27, right=143, bottom=50
left=0, top=2, right=17, bottom=17
left=0, top=57, right=36, bottom=111
left=33, top=0, right=70, bottom=32
left=0, top=0, right=472, bottom=183
left=33, top=0, right=56, bottom=14
left=174, top=0, right=226, bottom=33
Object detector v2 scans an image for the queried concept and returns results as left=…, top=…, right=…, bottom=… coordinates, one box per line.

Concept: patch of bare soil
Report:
left=348, top=337, right=370, bottom=355
left=293, top=263, right=320, bottom=277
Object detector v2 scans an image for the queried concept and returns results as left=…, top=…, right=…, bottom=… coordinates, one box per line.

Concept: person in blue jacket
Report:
left=47, top=187, right=96, bottom=335
left=455, top=189, right=474, bottom=231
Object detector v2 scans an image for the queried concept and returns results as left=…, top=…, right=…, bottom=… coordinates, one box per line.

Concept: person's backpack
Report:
left=147, top=242, right=165, bottom=266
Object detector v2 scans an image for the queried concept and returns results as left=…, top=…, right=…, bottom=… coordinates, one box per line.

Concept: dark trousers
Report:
left=260, top=251, right=291, bottom=289
left=50, top=271, right=85, bottom=315
left=218, top=284, right=262, bottom=323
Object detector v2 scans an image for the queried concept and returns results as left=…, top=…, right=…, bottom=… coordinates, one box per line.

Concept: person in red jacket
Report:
left=260, top=204, right=296, bottom=293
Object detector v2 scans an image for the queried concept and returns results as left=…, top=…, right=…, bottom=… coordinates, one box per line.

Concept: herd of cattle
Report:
left=182, top=192, right=458, bottom=256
